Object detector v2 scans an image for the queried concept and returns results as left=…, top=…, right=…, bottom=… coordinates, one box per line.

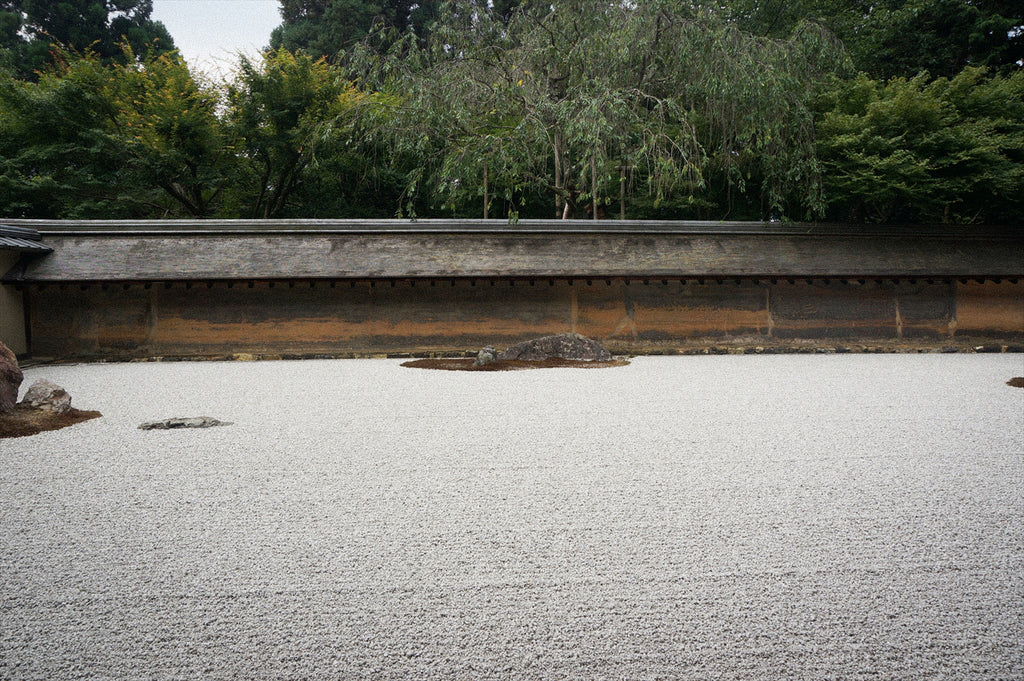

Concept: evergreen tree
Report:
left=270, top=0, right=440, bottom=60
left=0, top=0, right=175, bottom=79
left=726, top=0, right=1022, bottom=79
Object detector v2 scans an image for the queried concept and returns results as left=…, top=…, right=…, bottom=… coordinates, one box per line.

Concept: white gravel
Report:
left=2, top=355, right=1023, bottom=680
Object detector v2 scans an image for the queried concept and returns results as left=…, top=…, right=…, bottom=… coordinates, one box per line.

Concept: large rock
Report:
left=20, top=379, right=71, bottom=414
left=0, top=341, right=22, bottom=413
left=498, top=333, right=611, bottom=362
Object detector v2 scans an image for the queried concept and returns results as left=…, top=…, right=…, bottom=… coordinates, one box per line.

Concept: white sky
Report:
left=151, top=0, right=281, bottom=77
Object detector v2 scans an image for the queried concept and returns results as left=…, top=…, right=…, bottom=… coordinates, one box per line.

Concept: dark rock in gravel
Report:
left=498, top=333, right=611, bottom=362
left=19, top=379, right=71, bottom=414
left=139, top=416, right=232, bottom=430
left=0, top=341, right=22, bottom=413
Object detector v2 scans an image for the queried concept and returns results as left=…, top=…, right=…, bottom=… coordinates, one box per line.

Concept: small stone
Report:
left=474, top=346, right=498, bottom=366
left=0, top=341, right=22, bottom=413
left=139, top=416, right=232, bottom=430
left=20, top=379, right=71, bottom=414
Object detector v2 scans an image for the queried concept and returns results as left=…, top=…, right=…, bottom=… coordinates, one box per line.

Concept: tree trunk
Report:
left=619, top=164, right=626, bottom=220
left=553, top=132, right=564, bottom=218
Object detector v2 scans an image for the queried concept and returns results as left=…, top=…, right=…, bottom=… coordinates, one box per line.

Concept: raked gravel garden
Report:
left=2, top=354, right=1023, bottom=680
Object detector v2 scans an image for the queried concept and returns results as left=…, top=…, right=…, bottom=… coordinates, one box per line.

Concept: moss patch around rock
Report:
left=0, top=405, right=102, bottom=439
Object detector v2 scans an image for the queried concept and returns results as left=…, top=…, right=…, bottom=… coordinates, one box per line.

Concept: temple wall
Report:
left=24, top=278, right=1024, bottom=360
left=0, top=252, right=26, bottom=355
left=955, top=281, right=1024, bottom=336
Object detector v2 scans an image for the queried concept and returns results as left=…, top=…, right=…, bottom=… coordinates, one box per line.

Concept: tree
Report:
left=815, top=68, right=1024, bottom=223
left=853, top=0, right=1023, bottom=80
left=348, top=0, right=846, bottom=220
left=111, top=47, right=229, bottom=216
left=0, top=50, right=128, bottom=216
left=270, top=0, right=440, bottom=60
left=725, top=0, right=1022, bottom=80
left=0, top=0, right=175, bottom=78
left=223, top=48, right=375, bottom=218
left=0, top=46, right=227, bottom=217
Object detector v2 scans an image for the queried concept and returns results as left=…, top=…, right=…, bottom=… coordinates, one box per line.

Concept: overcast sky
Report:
left=151, top=0, right=281, bottom=76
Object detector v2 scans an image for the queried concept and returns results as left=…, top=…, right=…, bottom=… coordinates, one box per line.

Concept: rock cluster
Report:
left=0, top=371, right=100, bottom=439
left=497, top=333, right=612, bottom=362
left=0, top=341, right=22, bottom=413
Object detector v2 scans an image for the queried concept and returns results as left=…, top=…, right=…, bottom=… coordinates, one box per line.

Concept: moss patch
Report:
left=402, top=357, right=630, bottom=371
left=0, top=405, right=102, bottom=439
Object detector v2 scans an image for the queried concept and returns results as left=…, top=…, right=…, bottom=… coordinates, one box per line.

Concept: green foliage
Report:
left=348, top=0, right=847, bottom=220
left=1, top=0, right=1019, bottom=224
left=0, top=0, right=175, bottom=79
left=0, top=47, right=225, bottom=217
left=270, top=0, right=440, bottom=59
left=0, top=50, right=128, bottom=216
left=112, top=47, right=228, bottom=216
left=850, top=0, right=1023, bottom=80
left=223, top=48, right=382, bottom=218
left=0, top=44, right=407, bottom=219
left=815, top=68, right=1024, bottom=223
left=725, top=0, right=1022, bottom=79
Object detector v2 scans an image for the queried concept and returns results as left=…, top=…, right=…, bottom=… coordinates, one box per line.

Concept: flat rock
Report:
left=0, top=341, right=22, bottom=413
left=20, top=379, right=71, bottom=414
left=138, top=416, right=232, bottom=430
left=498, top=333, right=611, bottom=362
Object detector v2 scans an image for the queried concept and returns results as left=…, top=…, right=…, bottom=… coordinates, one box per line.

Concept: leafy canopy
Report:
left=815, top=67, right=1024, bottom=223
left=726, top=0, right=1023, bottom=79
left=347, top=0, right=847, bottom=220
left=270, top=0, right=441, bottom=59
left=0, top=0, right=175, bottom=78
left=224, top=48, right=377, bottom=218
left=0, top=46, right=224, bottom=217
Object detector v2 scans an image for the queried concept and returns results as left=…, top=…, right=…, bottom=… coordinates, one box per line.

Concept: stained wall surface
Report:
left=0, top=252, right=26, bottom=355
left=24, top=278, right=1024, bottom=359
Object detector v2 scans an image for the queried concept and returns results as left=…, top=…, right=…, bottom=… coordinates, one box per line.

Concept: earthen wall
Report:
left=23, top=278, right=1024, bottom=359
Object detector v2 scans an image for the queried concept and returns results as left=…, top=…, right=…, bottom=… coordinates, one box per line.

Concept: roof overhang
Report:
left=2, top=219, right=1022, bottom=283
left=0, top=224, right=53, bottom=254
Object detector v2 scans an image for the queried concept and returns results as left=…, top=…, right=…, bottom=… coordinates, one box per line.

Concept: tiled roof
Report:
left=0, top=225, right=52, bottom=253
left=2, top=220, right=1021, bottom=283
